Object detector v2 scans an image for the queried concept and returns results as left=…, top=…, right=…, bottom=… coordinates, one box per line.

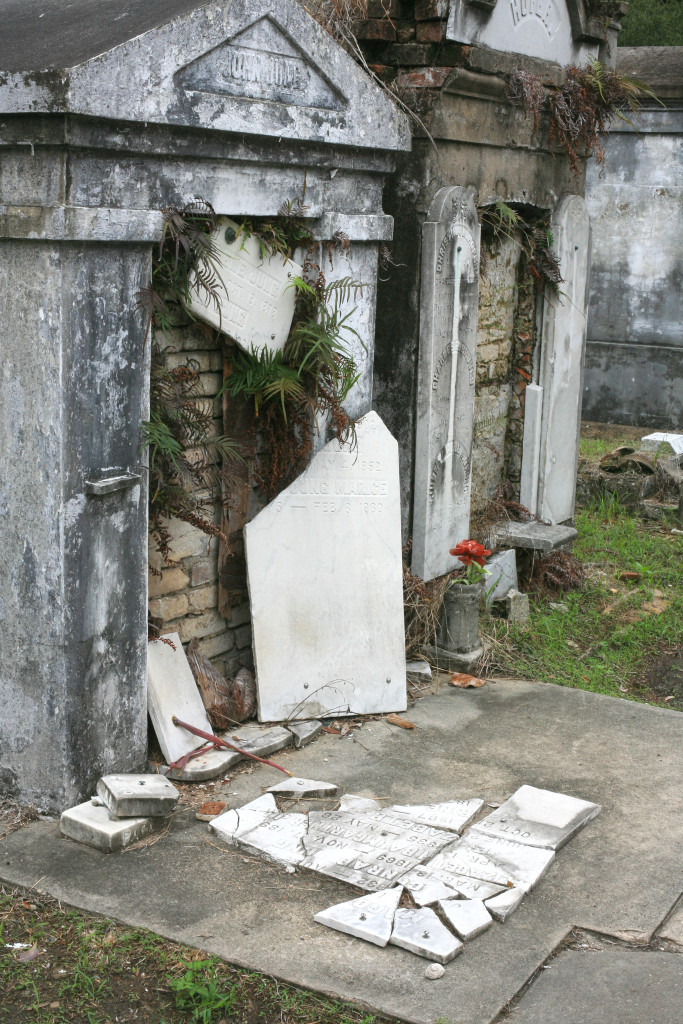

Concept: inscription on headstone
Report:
left=245, top=411, right=407, bottom=722
left=188, top=217, right=302, bottom=357
left=412, top=187, right=480, bottom=582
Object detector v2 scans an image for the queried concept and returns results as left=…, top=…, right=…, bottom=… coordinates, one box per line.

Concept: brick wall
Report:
left=147, top=321, right=253, bottom=676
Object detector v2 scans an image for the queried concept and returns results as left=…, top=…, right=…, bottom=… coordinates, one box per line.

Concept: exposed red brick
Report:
left=366, top=0, right=401, bottom=16
left=355, top=19, right=397, bottom=41
left=394, top=67, right=450, bottom=89
left=385, top=42, right=435, bottom=65
left=416, top=19, right=444, bottom=42
left=396, top=24, right=417, bottom=42
left=415, top=0, right=448, bottom=20
left=367, top=63, right=396, bottom=83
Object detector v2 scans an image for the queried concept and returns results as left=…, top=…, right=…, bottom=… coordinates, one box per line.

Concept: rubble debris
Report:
left=424, top=963, right=445, bottom=979
left=60, top=801, right=155, bottom=853
left=96, top=774, right=178, bottom=818
left=448, top=673, right=486, bottom=688
left=186, top=640, right=256, bottom=728
left=196, top=801, right=227, bottom=821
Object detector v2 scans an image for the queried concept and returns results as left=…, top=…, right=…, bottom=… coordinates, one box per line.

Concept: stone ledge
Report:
left=491, top=520, right=577, bottom=552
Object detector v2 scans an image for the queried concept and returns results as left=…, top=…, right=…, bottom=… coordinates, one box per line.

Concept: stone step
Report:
left=491, top=520, right=577, bottom=552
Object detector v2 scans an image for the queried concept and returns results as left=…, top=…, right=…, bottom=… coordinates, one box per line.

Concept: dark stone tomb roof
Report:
left=617, top=46, right=683, bottom=101
left=0, top=0, right=210, bottom=72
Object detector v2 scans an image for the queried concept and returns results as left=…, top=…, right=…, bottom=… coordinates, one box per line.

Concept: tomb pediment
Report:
left=447, top=0, right=606, bottom=67
left=0, top=0, right=409, bottom=152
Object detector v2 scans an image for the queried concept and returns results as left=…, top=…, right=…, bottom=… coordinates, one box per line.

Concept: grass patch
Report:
left=483, top=497, right=683, bottom=707
left=0, top=888, right=393, bottom=1024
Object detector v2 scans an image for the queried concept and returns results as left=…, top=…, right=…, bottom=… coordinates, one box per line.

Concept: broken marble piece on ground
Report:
left=391, top=798, right=483, bottom=833
left=470, top=785, right=601, bottom=851
left=162, top=747, right=238, bottom=782
left=425, top=833, right=555, bottom=893
left=245, top=411, right=407, bottom=722
left=302, top=808, right=454, bottom=891
left=640, top=432, right=683, bottom=457
left=485, top=886, right=525, bottom=921
left=238, top=812, right=309, bottom=867
left=438, top=898, right=492, bottom=941
left=484, top=549, right=518, bottom=607
left=209, top=793, right=278, bottom=846
left=165, top=724, right=295, bottom=781
left=60, top=801, right=155, bottom=853
left=398, top=867, right=461, bottom=906
left=267, top=778, right=338, bottom=799
left=285, top=720, right=323, bottom=749
left=406, top=661, right=432, bottom=683
left=314, top=886, right=403, bottom=947
left=402, top=861, right=506, bottom=902
left=96, top=774, right=178, bottom=818
left=390, top=907, right=463, bottom=964
left=338, top=794, right=382, bottom=812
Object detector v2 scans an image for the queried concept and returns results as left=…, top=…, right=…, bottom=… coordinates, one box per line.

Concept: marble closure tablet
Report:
left=302, top=808, right=454, bottom=891
left=470, top=786, right=601, bottom=850
left=209, top=793, right=278, bottom=846
left=267, top=778, right=338, bottom=798
left=390, top=908, right=463, bottom=964
left=245, top=412, right=407, bottom=722
left=314, top=886, right=403, bottom=947
left=238, top=812, right=309, bottom=867
left=391, top=799, right=483, bottom=833
left=485, top=887, right=525, bottom=922
left=424, top=834, right=555, bottom=893
left=438, top=899, right=492, bottom=941
left=397, top=867, right=461, bottom=906
left=147, top=632, right=215, bottom=765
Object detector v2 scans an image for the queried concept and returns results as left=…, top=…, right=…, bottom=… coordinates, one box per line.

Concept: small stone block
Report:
left=422, top=644, right=484, bottom=674
left=505, top=590, right=530, bottom=628
left=640, top=432, right=683, bottom=456
left=209, top=793, right=278, bottom=845
left=267, top=777, right=338, bottom=798
left=438, top=898, right=492, bottom=941
left=470, top=785, right=601, bottom=850
left=406, top=660, right=432, bottom=681
left=338, top=794, right=382, bottom=812
left=484, top=549, right=518, bottom=606
left=492, top=521, right=577, bottom=552
left=60, top=801, right=155, bottom=853
left=285, top=720, right=323, bottom=748
left=96, top=774, right=178, bottom=818
left=391, top=798, right=483, bottom=833
left=485, top=886, right=525, bottom=921
left=314, top=886, right=403, bottom=947
left=238, top=812, right=309, bottom=867
left=390, top=907, right=463, bottom=964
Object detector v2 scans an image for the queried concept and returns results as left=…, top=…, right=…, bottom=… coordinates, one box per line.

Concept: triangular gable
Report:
left=447, top=0, right=607, bottom=66
left=0, top=0, right=409, bottom=152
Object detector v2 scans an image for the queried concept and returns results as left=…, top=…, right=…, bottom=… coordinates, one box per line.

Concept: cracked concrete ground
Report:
left=1, top=678, right=681, bottom=1024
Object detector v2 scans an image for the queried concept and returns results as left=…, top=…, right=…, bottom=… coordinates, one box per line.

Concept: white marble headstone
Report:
left=188, top=217, right=302, bottom=356
left=245, top=411, right=407, bottom=721
left=412, top=187, right=481, bottom=582
left=470, top=785, right=601, bottom=850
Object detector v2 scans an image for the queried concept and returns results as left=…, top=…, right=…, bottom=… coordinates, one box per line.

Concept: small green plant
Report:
left=168, top=960, right=236, bottom=1023
left=479, top=201, right=563, bottom=296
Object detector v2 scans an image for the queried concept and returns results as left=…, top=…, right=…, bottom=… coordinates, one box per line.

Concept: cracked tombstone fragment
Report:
left=60, top=802, right=155, bottom=853
left=390, top=907, right=463, bottom=964
left=285, top=720, right=323, bottom=748
left=267, top=777, right=338, bottom=798
left=209, top=793, right=278, bottom=846
left=485, top=886, right=525, bottom=921
left=424, top=833, right=555, bottom=893
left=438, top=898, right=492, bottom=941
left=314, top=886, right=403, bottom=947
left=96, top=775, right=179, bottom=818
left=391, top=799, right=483, bottom=832
left=470, top=785, right=601, bottom=850
left=237, top=812, right=309, bottom=867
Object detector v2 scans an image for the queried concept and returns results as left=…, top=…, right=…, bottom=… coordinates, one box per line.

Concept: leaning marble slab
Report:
left=237, top=812, right=309, bottom=867
left=209, top=793, right=278, bottom=846
left=485, top=886, right=525, bottom=922
left=470, top=785, right=601, bottom=850
left=267, top=777, right=338, bottom=799
left=302, top=808, right=454, bottom=891
left=314, top=886, right=403, bottom=947
left=438, top=898, right=492, bottom=941
left=391, top=798, right=483, bottom=833
left=162, top=747, right=238, bottom=782
left=424, top=833, right=555, bottom=893
left=147, top=632, right=216, bottom=765
left=390, top=907, right=463, bottom=964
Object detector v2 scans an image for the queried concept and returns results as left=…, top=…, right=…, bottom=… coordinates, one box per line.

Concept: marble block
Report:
left=188, top=217, right=302, bottom=357
left=96, top=774, right=178, bottom=817
left=245, top=412, right=407, bottom=721
left=641, top=432, right=683, bottom=456
left=484, top=550, right=518, bottom=606
left=302, top=808, right=454, bottom=891
left=209, top=793, right=278, bottom=846
left=406, top=660, right=432, bottom=682
left=314, top=886, right=403, bottom=947
left=267, top=777, right=338, bottom=799
left=390, top=908, right=463, bottom=964
left=438, top=898, right=492, bottom=941
left=147, top=633, right=215, bottom=765
left=391, top=799, right=483, bottom=833
left=286, top=720, right=323, bottom=749
left=470, top=786, right=601, bottom=851
left=60, top=801, right=155, bottom=853
left=425, top=833, right=555, bottom=893
left=238, top=812, right=309, bottom=867
left=338, top=794, right=382, bottom=812
left=485, top=886, right=525, bottom=922
left=398, top=867, right=460, bottom=907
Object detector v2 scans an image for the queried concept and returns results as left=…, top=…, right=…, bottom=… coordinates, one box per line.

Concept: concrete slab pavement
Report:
left=1, top=678, right=681, bottom=1024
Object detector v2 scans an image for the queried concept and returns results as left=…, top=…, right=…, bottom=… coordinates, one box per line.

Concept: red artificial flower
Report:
left=449, top=539, right=492, bottom=568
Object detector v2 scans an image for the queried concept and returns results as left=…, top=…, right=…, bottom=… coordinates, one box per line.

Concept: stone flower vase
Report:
left=436, top=581, right=483, bottom=654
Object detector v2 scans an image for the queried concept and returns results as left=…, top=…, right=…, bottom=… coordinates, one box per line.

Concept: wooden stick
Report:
left=171, top=717, right=293, bottom=776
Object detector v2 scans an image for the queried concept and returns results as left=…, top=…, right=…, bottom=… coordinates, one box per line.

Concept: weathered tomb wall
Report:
left=583, top=47, right=683, bottom=429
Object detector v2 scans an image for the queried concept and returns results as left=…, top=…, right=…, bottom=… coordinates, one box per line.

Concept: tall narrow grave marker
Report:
left=412, top=187, right=480, bottom=582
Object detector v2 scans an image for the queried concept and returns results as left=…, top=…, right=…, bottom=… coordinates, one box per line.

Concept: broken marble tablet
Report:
left=485, top=887, right=525, bottom=921
left=390, top=907, right=463, bottom=964
left=423, top=833, right=555, bottom=893
left=267, top=778, right=338, bottom=799
left=470, top=785, right=601, bottom=850
left=314, top=887, right=403, bottom=947
left=237, top=812, right=309, bottom=867
left=438, top=899, right=492, bottom=941
left=60, top=801, right=155, bottom=853
left=390, top=798, right=483, bottom=833
left=209, top=793, right=278, bottom=845
left=96, top=774, right=178, bottom=818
